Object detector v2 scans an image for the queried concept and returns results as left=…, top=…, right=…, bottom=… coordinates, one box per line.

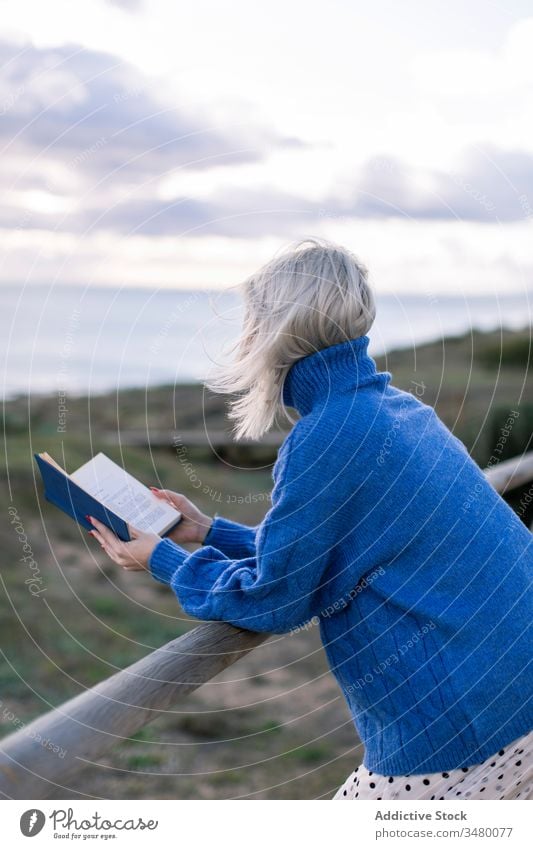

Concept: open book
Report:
left=35, top=451, right=181, bottom=542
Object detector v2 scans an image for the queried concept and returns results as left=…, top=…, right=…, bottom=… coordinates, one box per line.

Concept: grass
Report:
left=283, top=745, right=330, bottom=765
left=124, top=753, right=165, bottom=770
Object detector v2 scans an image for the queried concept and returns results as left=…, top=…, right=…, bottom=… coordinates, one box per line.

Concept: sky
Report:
left=1, top=0, right=533, bottom=293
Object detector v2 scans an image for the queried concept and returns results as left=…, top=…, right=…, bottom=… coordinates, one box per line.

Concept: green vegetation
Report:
left=476, top=333, right=531, bottom=369
left=125, top=753, right=165, bottom=770
left=283, top=745, right=330, bottom=765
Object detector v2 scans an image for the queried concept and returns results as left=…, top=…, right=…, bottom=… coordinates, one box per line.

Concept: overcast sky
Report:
left=1, top=0, right=533, bottom=293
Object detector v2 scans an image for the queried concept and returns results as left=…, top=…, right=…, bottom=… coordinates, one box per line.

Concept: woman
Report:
left=88, top=237, right=533, bottom=800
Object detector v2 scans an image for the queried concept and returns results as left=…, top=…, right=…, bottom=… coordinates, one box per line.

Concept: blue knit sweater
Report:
left=149, top=335, right=533, bottom=775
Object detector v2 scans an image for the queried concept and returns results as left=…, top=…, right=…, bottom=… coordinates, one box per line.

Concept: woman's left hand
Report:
left=87, top=516, right=160, bottom=571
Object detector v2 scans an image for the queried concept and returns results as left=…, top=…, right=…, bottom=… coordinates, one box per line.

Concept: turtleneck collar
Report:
left=282, top=336, right=385, bottom=415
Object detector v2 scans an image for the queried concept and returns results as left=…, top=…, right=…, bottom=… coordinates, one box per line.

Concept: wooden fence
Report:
left=1, top=451, right=532, bottom=799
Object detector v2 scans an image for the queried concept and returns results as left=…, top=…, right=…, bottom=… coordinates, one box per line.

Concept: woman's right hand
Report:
left=150, top=488, right=213, bottom=545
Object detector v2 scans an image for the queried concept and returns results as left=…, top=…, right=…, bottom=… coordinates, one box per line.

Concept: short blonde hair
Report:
left=207, top=237, right=376, bottom=440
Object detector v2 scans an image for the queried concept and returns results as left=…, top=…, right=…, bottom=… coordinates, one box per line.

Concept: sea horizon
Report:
left=2, top=283, right=532, bottom=400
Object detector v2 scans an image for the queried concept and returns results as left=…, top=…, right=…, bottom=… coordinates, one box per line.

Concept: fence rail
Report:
left=0, top=623, right=267, bottom=798
left=1, top=451, right=532, bottom=799
left=101, top=429, right=285, bottom=448
left=483, top=450, right=533, bottom=495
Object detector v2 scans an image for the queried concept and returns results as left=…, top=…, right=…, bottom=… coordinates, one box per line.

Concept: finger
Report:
left=127, top=524, right=142, bottom=539
left=88, top=516, right=121, bottom=547
left=150, top=488, right=182, bottom=506
left=88, top=528, right=105, bottom=548
left=87, top=519, right=125, bottom=561
left=89, top=529, right=119, bottom=562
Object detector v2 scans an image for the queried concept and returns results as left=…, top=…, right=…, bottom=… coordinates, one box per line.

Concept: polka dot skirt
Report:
left=333, top=729, right=533, bottom=800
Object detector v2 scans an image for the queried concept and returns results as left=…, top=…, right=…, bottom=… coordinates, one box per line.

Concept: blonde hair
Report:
left=206, top=237, right=376, bottom=440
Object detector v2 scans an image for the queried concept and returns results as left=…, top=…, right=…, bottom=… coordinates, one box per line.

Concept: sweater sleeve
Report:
left=148, top=429, right=343, bottom=633
left=201, top=515, right=257, bottom=559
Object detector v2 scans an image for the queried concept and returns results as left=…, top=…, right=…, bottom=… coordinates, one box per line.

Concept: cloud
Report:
left=85, top=149, right=533, bottom=237
left=0, top=38, right=297, bottom=191
left=3, top=145, right=533, bottom=240
left=28, top=185, right=317, bottom=237
left=1, top=33, right=531, bottom=240
left=106, top=0, right=143, bottom=11
left=326, top=148, right=533, bottom=223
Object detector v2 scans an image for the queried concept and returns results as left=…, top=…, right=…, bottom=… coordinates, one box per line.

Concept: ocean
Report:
left=1, top=284, right=531, bottom=399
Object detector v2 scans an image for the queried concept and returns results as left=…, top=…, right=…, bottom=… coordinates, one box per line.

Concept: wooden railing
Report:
left=1, top=451, right=532, bottom=799
left=0, top=623, right=267, bottom=798
left=101, top=429, right=285, bottom=448
left=483, top=450, right=533, bottom=495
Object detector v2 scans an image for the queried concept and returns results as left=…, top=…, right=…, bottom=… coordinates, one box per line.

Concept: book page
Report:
left=70, top=453, right=180, bottom=535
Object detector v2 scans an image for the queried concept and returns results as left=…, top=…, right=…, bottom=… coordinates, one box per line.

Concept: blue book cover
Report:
left=35, top=453, right=132, bottom=541
left=35, top=453, right=182, bottom=541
